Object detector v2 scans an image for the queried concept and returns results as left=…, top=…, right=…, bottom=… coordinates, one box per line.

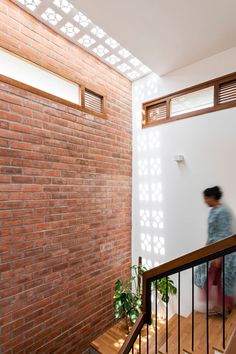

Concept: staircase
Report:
left=158, top=308, right=236, bottom=354
left=91, top=235, right=236, bottom=354
left=91, top=309, right=236, bottom=354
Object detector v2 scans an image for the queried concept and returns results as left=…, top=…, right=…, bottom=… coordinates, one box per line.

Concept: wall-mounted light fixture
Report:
left=174, top=155, right=185, bottom=162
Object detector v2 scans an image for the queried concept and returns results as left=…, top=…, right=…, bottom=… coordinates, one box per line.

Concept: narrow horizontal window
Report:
left=0, top=48, right=80, bottom=104
left=170, top=86, right=214, bottom=117
left=142, top=72, right=236, bottom=128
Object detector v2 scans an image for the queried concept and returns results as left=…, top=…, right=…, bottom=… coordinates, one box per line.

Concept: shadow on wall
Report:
left=137, top=130, right=165, bottom=270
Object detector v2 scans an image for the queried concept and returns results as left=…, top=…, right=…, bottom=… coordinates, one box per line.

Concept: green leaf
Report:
left=129, top=308, right=139, bottom=323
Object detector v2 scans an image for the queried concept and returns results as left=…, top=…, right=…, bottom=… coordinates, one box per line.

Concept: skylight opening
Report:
left=78, top=34, right=96, bottom=48
left=74, top=12, right=91, bottom=27
left=117, top=63, right=131, bottom=73
left=61, top=22, right=80, bottom=38
left=41, top=8, right=62, bottom=26
left=13, top=0, right=152, bottom=81
left=105, top=37, right=119, bottom=49
left=91, top=26, right=106, bottom=39
left=105, top=55, right=120, bottom=65
left=93, top=45, right=109, bottom=57
left=53, top=0, right=73, bottom=14
left=17, top=0, right=41, bottom=11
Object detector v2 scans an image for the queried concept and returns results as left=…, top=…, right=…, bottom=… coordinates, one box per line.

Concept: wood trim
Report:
left=80, top=85, right=86, bottom=109
left=0, top=74, right=107, bottom=119
left=118, top=313, right=146, bottom=354
left=166, top=98, right=171, bottom=118
left=144, top=72, right=236, bottom=106
left=0, top=46, right=107, bottom=119
left=143, top=234, right=236, bottom=282
left=214, top=82, right=219, bottom=106
left=143, top=100, right=236, bottom=129
left=0, top=45, right=106, bottom=99
left=102, top=95, right=107, bottom=116
left=143, top=72, right=236, bottom=128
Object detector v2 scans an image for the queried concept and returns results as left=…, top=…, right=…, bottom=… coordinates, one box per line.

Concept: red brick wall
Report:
left=0, top=1, right=132, bottom=353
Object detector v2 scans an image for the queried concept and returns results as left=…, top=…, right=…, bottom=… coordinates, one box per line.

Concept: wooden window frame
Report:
left=0, top=46, right=107, bottom=119
left=142, top=72, right=236, bottom=128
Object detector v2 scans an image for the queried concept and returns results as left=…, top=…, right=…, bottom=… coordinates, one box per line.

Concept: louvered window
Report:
left=218, top=80, right=236, bottom=104
left=142, top=72, right=236, bottom=128
left=84, top=89, right=103, bottom=114
left=146, top=102, right=167, bottom=124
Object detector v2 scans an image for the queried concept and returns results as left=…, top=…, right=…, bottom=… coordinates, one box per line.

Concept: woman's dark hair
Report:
left=203, top=186, right=222, bottom=200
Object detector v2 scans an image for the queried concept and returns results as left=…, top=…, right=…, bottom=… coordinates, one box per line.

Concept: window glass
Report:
left=0, top=48, right=80, bottom=104
left=170, top=86, right=214, bottom=117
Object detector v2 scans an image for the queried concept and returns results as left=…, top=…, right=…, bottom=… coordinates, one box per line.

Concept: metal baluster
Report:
left=206, top=261, right=209, bottom=354
left=155, top=282, right=157, bottom=354
left=139, top=333, right=141, bottom=354
left=178, top=272, right=181, bottom=354
left=166, top=275, right=168, bottom=353
left=147, top=322, right=149, bottom=354
left=222, top=256, right=225, bottom=349
left=192, top=267, right=195, bottom=352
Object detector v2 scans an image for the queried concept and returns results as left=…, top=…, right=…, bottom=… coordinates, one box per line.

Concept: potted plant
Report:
left=114, top=263, right=177, bottom=330
left=153, top=277, right=177, bottom=319
left=113, top=264, right=147, bottom=332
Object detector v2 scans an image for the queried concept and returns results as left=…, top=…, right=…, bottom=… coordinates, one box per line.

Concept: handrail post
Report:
left=146, top=280, right=152, bottom=325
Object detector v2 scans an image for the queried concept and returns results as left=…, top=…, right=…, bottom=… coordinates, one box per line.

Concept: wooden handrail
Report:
left=143, top=234, right=236, bottom=282
left=118, top=313, right=146, bottom=354
left=119, top=234, right=236, bottom=353
left=143, top=234, right=236, bottom=316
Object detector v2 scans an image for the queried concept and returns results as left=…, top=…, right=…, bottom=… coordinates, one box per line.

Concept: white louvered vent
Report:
left=218, top=80, right=236, bottom=104
left=146, top=102, right=167, bottom=123
left=85, top=89, right=103, bottom=114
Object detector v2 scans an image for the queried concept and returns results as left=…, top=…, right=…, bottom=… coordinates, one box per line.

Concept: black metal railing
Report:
left=119, top=234, right=236, bottom=354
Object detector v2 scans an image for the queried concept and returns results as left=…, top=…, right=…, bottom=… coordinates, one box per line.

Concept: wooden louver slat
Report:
left=218, top=80, right=236, bottom=104
left=146, top=101, right=167, bottom=123
left=85, top=89, right=103, bottom=113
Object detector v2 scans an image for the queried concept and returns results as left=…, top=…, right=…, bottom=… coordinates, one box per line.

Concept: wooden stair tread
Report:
left=90, top=307, right=236, bottom=353
left=212, top=307, right=236, bottom=352
left=158, top=310, right=229, bottom=354
left=158, top=314, right=192, bottom=354
left=90, top=319, right=129, bottom=354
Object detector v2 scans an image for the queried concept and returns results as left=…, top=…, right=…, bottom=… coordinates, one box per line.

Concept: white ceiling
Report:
left=71, top=0, right=236, bottom=76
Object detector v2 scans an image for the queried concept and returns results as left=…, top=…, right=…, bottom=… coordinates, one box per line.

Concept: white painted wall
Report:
left=132, top=46, right=236, bottom=316
left=0, top=48, right=80, bottom=104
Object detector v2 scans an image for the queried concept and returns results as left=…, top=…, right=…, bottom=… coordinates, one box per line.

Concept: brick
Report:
left=12, top=176, right=33, bottom=183
left=0, top=0, right=132, bottom=352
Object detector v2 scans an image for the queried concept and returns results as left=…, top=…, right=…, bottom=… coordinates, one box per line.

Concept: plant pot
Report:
left=157, top=292, right=167, bottom=320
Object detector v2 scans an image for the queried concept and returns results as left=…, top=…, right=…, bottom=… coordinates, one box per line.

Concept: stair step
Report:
left=212, top=306, right=236, bottom=352
left=158, top=314, right=192, bottom=354
left=90, top=307, right=236, bottom=353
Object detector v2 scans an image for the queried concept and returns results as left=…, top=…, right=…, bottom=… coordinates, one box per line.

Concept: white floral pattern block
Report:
left=17, top=0, right=41, bottom=11
left=74, top=12, right=91, bottom=27
left=41, top=8, right=62, bottom=26
left=93, top=45, right=109, bottom=57
left=53, top=0, right=73, bottom=14
left=78, top=35, right=96, bottom=48
left=61, top=22, right=79, bottom=37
